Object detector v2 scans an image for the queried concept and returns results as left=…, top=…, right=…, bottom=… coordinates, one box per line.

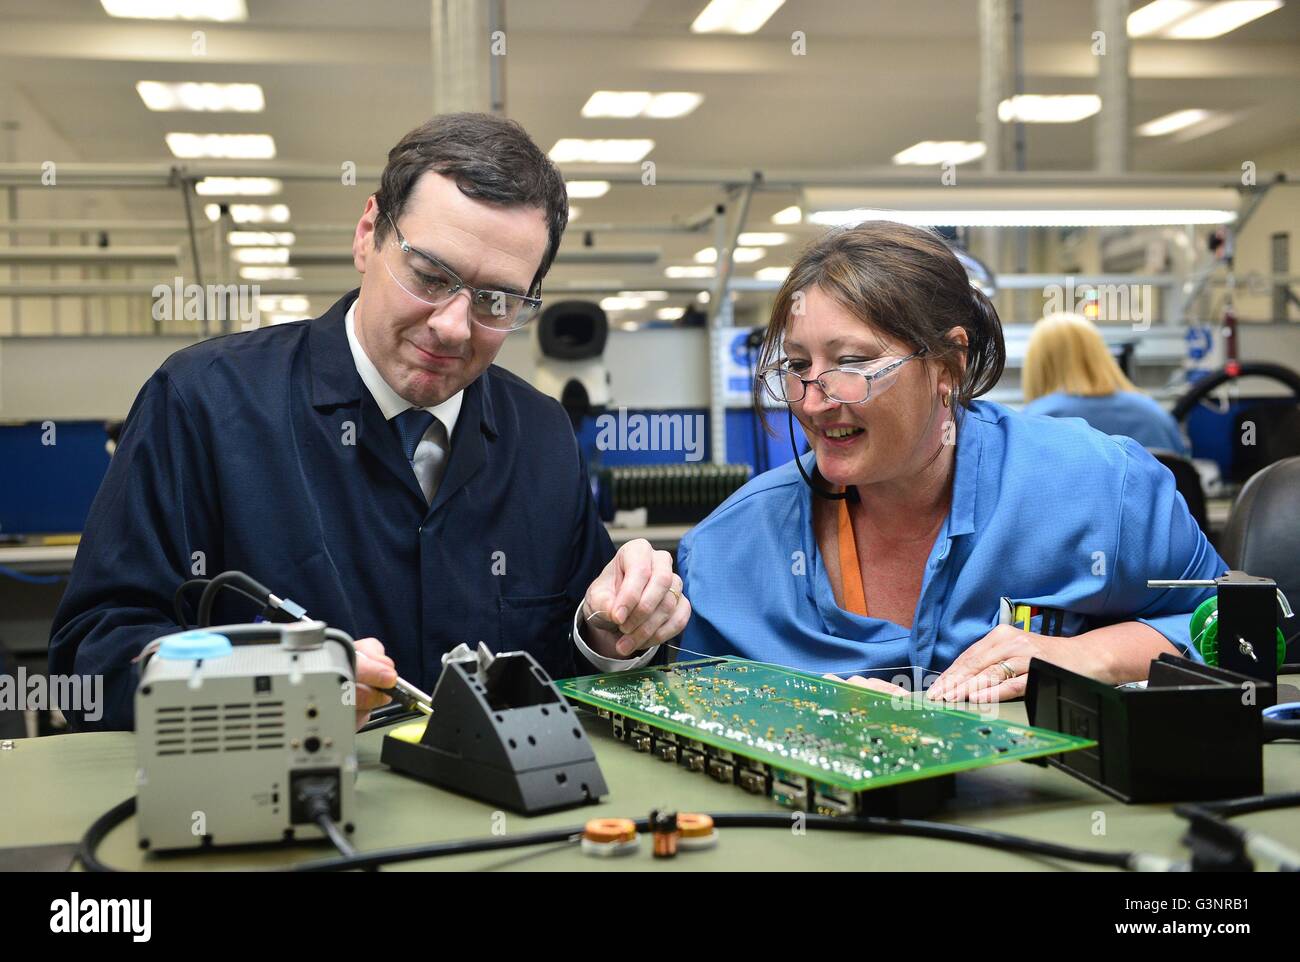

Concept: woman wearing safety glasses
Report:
left=665, top=222, right=1224, bottom=702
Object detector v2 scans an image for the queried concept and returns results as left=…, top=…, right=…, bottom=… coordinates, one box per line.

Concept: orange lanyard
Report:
left=836, top=496, right=869, bottom=617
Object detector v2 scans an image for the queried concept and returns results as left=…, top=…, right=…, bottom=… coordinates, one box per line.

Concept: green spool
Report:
left=1189, top=596, right=1285, bottom=669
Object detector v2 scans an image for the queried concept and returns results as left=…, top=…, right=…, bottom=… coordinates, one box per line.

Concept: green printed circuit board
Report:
left=559, top=659, right=1095, bottom=815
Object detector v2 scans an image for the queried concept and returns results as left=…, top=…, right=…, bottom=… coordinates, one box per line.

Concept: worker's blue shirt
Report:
left=1023, top=390, right=1188, bottom=455
left=677, top=400, right=1222, bottom=685
left=49, top=291, right=614, bottom=730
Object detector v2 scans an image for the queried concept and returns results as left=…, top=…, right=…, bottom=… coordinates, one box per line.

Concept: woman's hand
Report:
left=825, top=673, right=910, bottom=696
left=925, top=625, right=1113, bottom=704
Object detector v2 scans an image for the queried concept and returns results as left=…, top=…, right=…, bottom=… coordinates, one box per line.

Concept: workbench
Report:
left=3, top=679, right=1297, bottom=872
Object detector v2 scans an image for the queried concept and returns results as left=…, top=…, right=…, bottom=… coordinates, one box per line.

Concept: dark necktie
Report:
left=392, top=408, right=436, bottom=464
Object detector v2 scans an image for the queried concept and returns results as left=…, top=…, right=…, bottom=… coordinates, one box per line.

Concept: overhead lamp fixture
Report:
left=240, top=266, right=301, bottom=280
left=1127, top=0, right=1283, bottom=37
left=665, top=265, right=716, bottom=278
left=1137, top=109, right=1212, bottom=136
left=195, top=178, right=282, bottom=197
left=228, top=231, right=295, bottom=246
left=998, top=94, right=1101, bottom=124
left=565, top=180, right=611, bottom=198
left=581, top=91, right=704, bottom=119
left=771, top=205, right=802, bottom=224
left=738, top=232, right=790, bottom=246
left=166, top=133, right=276, bottom=159
left=755, top=266, right=791, bottom=282
left=694, top=246, right=766, bottom=264
left=691, top=0, right=785, bottom=33
left=205, top=203, right=291, bottom=222
left=892, top=141, right=987, bottom=166
left=102, top=0, right=247, bottom=20
left=233, top=247, right=290, bottom=265
left=137, top=81, right=264, bottom=112
left=548, top=139, right=654, bottom=163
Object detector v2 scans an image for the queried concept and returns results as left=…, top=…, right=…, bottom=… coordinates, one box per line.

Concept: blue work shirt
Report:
left=1023, top=391, right=1188, bottom=455
left=49, top=290, right=614, bottom=730
left=677, top=400, right=1222, bottom=683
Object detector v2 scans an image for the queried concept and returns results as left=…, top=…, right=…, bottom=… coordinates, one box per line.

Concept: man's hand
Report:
left=582, top=538, right=690, bottom=660
left=925, top=625, right=1110, bottom=704
left=352, top=636, right=397, bottom=730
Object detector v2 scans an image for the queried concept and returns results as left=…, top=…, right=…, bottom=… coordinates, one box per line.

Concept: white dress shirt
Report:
left=345, top=301, right=462, bottom=502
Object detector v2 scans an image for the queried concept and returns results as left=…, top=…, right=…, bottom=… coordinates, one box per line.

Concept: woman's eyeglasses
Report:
left=759, top=350, right=927, bottom=404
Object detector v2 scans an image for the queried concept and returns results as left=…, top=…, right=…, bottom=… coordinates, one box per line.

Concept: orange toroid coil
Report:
left=676, top=813, right=718, bottom=851
left=581, top=817, right=638, bottom=857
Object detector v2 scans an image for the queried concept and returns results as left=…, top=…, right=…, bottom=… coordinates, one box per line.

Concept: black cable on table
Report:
left=289, top=811, right=1143, bottom=873
left=76, top=796, right=134, bottom=873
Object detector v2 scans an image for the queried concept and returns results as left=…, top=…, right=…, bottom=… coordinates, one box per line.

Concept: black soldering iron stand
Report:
left=381, top=644, right=608, bottom=815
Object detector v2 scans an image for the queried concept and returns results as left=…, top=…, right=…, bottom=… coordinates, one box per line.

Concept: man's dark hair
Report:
left=373, top=112, right=568, bottom=294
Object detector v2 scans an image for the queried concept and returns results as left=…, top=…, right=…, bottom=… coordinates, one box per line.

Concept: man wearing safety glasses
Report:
left=50, top=113, right=689, bottom=731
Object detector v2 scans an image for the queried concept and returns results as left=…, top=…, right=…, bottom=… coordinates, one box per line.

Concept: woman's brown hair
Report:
left=754, top=221, right=1005, bottom=418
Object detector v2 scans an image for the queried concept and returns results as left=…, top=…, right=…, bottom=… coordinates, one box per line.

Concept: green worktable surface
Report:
left=3, top=688, right=1298, bottom=872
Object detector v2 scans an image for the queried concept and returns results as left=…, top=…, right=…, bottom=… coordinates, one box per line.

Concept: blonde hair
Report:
left=1023, top=312, right=1136, bottom=402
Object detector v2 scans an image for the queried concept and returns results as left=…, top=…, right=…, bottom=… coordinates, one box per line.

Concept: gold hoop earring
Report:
left=941, top=389, right=952, bottom=408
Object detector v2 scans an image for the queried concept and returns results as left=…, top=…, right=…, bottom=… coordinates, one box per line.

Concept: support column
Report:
left=430, top=0, right=496, bottom=115
left=1095, top=0, right=1131, bottom=174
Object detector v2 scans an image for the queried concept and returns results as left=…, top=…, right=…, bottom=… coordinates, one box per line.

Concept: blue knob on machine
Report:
left=156, top=630, right=233, bottom=660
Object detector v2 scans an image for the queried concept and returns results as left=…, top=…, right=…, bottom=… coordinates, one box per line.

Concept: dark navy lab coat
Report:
left=49, top=290, right=615, bottom=730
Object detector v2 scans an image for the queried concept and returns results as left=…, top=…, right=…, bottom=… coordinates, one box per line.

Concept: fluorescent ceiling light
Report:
left=257, top=295, right=310, bottom=313
left=137, top=81, right=264, bottom=112
left=691, top=0, right=785, bottom=33
left=166, top=132, right=276, bottom=159
left=101, top=0, right=247, bottom=20
left=567, top=206, right=581, bottom=221
left=619, top=290, right=669, bottom=301
left=600, top=296, right=648, bottom=312
left=582, top=91, right=652, bottom=118
left=195, top=177, right=282, bottom=196
left=565, top=180, right=610, bottom=199
left=240, top=266, right=300, bottom=280
left=1138, top=109, right=1212, bottom=136
left=738, top=232, right=790, bottom=246
left=694, top=246, right=766, bottom=264
left=656, top=307, right=686, bottom=321
left=643, top=92, right=704, bottom=119
left=228, top=231, right=295, bottom=246
left=234, top=247, right=290, bottom=265
left=998, top=95, right=1101, bottom=124
left=771, top=205, right=802, bottom=224
left=1171, top=112, right=1239, bottom=142
left=665, top=265, right=716, bottom=278
left=580, top=91, right=704, bottom=120
left=1166, top=0, right=1283, bottom=37
left=892, top=141, right=987, bottom=166
left=549, top=139, right=654, bottom=163
left=1127, top=0, right=1204, bottom=36
left=206, top=203, right=290, bottom=222
left=809, top=208, right=1237, bottom=227
left=755, top=266, right=791, bottom=282
left=1127, top=0, right=1282, bottom=37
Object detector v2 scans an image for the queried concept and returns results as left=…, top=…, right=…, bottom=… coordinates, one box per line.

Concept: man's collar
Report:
left=344, top=299, right=463, bottom=438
